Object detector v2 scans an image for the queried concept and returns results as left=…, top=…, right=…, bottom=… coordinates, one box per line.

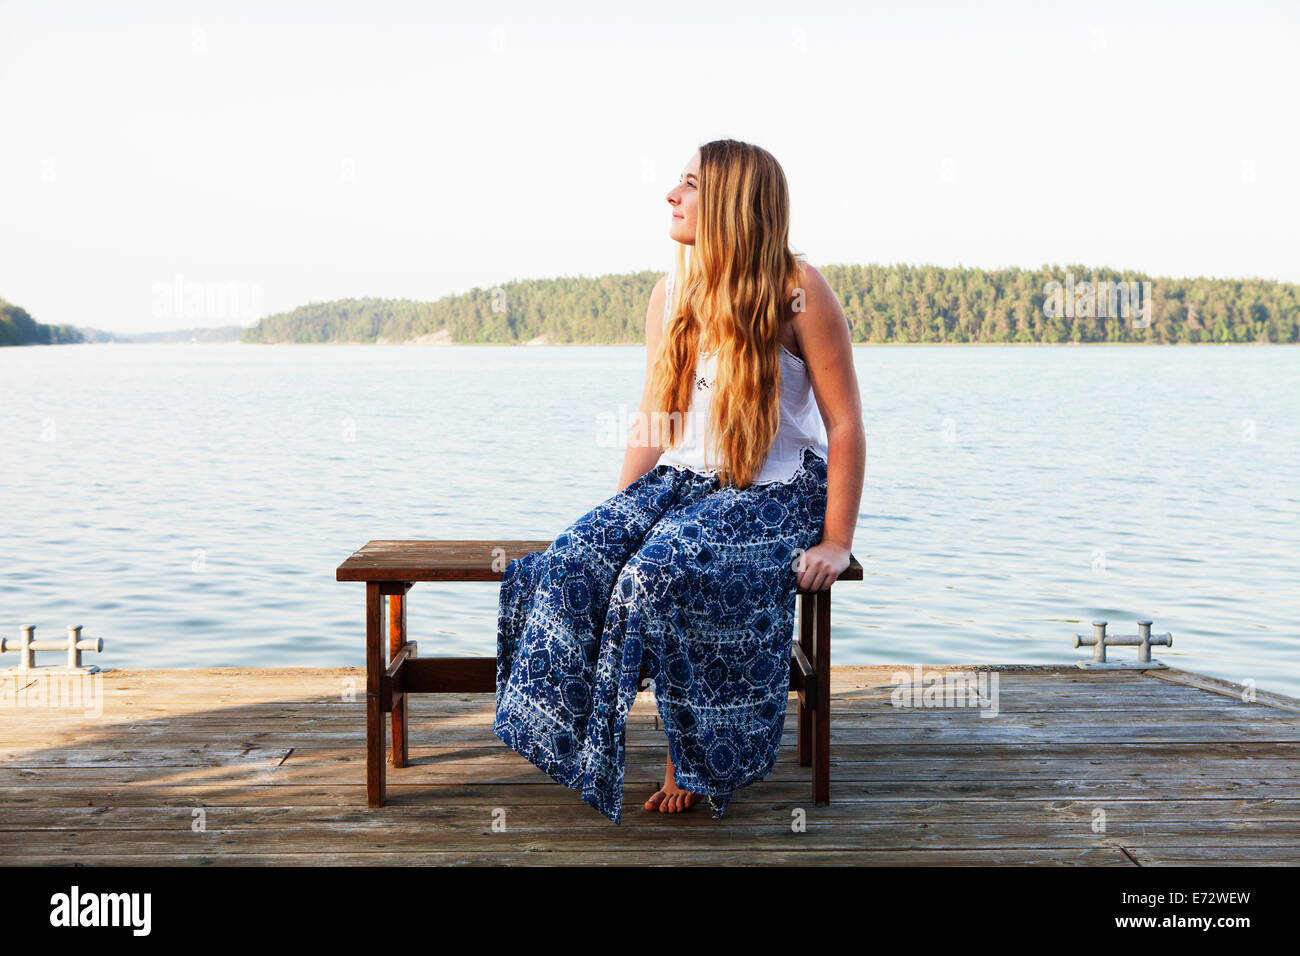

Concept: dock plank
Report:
left=1, top=665, right=1297, bottom=866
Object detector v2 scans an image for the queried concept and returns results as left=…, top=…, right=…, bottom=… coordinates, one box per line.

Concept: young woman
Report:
left=495, top=138, right=866, bottom=824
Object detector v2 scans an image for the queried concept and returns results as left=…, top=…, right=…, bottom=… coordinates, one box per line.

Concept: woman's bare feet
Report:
left=644, top=744, right=701, bottom=813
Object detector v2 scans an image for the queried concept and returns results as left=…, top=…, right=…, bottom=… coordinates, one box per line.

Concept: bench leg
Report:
left=366, top=582, right=386, bottom=808
left=796, top=588, right=831, bottom=804
left=797, top=592, right=813, bottom=768
left=388, top=591, right=408, bottom=769
left=813, top=589, right=831, bottom=806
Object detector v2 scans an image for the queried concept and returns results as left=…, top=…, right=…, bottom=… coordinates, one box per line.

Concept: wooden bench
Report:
left=336, top=540, right=863, bottom=809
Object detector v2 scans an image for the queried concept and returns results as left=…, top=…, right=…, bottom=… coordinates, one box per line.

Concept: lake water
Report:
left=1, top=343, right=1297, bottom=698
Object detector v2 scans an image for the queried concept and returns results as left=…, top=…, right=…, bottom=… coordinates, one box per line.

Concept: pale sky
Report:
left=1, top=0, right=1296, bottom=333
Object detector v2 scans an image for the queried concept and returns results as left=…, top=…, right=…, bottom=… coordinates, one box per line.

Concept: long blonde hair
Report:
left=652, top=138, right=805, bottom=488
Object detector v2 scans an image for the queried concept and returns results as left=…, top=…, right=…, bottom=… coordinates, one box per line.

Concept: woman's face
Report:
left=666, top=151, right=700, bottom=245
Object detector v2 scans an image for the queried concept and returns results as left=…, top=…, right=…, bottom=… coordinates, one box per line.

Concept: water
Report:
left=1, top=342, right=1297, bottom=698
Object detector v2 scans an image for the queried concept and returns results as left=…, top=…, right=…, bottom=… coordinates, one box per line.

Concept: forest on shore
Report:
left=7, top=263, right=1298, bottom=347
left=0, top=299, right=85, bottom=346
left=239, top=263, right=1300, bottom=346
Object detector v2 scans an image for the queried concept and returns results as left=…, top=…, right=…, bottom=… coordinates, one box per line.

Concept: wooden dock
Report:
left=2, top=664, right=1298, bottom=866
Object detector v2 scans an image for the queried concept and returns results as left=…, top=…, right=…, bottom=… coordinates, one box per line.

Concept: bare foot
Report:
left=644, top=744, right=701, bottom=814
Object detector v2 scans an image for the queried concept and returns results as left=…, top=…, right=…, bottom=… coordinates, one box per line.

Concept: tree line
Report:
left=0, top=299, right=85, bottom=346
left=7, top=263, right=1298, bottom=347
left=239, top=264, right=1300, bottom=345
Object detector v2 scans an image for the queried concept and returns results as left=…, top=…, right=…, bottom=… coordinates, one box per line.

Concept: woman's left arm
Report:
left=790, top=264, right=866, bottom=592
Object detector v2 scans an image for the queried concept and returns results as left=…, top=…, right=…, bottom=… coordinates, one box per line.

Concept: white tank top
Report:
left=655, top=272, right=830, bottom=485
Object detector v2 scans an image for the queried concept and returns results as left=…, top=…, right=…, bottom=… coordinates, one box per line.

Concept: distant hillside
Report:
left=0, top=298, right=244, bottom=346
left=240, top=265, right=1300, bottom=345
left=10, top=264, right=1300, bottom=348
left=240, top=271, right=666, bottom=345
left=0, top=299, right=85, bottom=346
left=112, top=325, right=245, bottom=343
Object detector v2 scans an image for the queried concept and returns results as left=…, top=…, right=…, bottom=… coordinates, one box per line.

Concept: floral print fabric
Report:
left=495, top=446, right=829, bottom=824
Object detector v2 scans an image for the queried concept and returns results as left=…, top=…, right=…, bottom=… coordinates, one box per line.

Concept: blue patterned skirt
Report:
left=494, top=446, right=829, bottom=824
